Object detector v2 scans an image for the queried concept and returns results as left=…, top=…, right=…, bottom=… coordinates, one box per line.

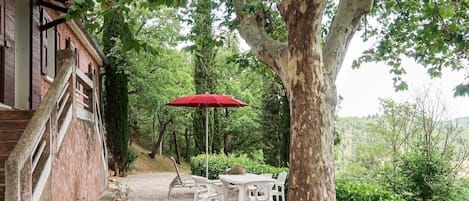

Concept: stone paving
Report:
left=97, top=172, right=195, bottom=201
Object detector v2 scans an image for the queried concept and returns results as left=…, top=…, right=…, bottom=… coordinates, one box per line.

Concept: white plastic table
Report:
left=219, top=174, right=275, bottom=201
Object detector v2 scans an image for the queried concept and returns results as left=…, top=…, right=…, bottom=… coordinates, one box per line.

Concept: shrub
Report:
left=336, top=179, right=405, bottom=201
left=190, top=154, right=288, bottom=179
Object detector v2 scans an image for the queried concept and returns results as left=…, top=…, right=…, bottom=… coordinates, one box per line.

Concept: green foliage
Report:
left=102, top=8, right=130, bottom=175
left=261, top=73, right=290, bottom=167
left=337, top=95, right=467, bottom=201
left=451, top=179, right=469, bottom=200
left=354, top=0, right=469, bottom=96
left=389, top=150, right=456, bottom=201
left=78, top=0, right=187, bottom=53
left=191, top=0, right=218, bottom=155
left=126, top=147, right=139, bottom=172
left=336, top=179, right=405, bottom=201
left=190, top=154, right=288, bottom=180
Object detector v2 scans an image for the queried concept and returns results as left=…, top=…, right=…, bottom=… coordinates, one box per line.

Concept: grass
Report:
left=130, top=144, right=191, bottom=173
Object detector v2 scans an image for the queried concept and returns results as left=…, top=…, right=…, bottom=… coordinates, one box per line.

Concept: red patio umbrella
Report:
left=166, top=94, right=248, bottom=178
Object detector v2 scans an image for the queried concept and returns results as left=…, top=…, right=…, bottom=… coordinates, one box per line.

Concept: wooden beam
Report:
left=40, top=18, right=66, bottom=32
left=54, top=0, right=68, bottom=4
left=38, top=0, right=68, bottom=13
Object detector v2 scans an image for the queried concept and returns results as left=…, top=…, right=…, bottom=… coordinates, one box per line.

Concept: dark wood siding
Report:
left=31, top=5, right=41, bottom=108
left=0, top=0, right=4, bottom=102
left=1, top=0, right=15, bottom=106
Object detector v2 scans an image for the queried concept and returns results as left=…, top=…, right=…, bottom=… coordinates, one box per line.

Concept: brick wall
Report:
left=51, top=118, right=107, bottom=201
left=40, top=8, right=101, bottom=101
left=35, top=7, right=107, bottom=201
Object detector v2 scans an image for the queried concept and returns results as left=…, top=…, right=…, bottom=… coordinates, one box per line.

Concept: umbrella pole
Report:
left=205, top=107, right=209, bottom=178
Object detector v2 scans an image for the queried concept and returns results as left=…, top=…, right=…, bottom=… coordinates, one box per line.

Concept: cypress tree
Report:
left=102, top=7, right=130, bottom=176
left=191, top=0, right=217, bottom=155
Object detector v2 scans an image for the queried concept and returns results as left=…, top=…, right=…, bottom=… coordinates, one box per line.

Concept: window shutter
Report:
left=40, top=8, right=47, bottom=74
left=55, top=28, right=59, bottom=75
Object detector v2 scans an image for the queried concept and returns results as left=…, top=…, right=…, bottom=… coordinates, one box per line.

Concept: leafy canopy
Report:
left=354, top=0, right=469, bottom=95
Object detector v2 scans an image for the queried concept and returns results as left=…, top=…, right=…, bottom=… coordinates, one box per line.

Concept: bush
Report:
left=190, top=154, right=288, bottom=179
left=336, top=179, right=405, bottom=201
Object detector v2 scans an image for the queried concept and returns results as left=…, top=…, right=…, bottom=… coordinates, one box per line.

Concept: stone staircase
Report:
left=0, top=110, right=34, bottom=201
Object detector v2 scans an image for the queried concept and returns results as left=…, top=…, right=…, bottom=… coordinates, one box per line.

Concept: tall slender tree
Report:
left=102, top=6, right=129, bottom=176
left=262, top=74, right=290, bottom=167
left=191, top=0, right=218, bottom=155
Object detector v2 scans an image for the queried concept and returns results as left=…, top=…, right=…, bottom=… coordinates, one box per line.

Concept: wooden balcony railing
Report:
left=5, top=50, right=106, bottom=201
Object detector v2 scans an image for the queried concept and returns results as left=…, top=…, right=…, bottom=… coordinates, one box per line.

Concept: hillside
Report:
left=335, top=116, right=469, bottom=178
left=130, top=144, right=191, bottom=173
left=457, top=116, right=469, bottom=126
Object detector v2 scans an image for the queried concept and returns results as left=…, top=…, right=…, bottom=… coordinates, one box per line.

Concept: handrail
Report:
left=5, top=50, right=75, bottom=200
left=94, top=90, right=108, bottom=178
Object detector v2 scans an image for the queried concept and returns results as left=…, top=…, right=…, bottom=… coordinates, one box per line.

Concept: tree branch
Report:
left=233, top=0, right=288, bottom=83
left=323, top=0, right=373, bottom=80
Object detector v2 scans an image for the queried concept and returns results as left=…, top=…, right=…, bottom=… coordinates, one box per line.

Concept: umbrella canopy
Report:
left=166, top=94, right=247, bottom=178
left=166, top=93, right=248, bottom=108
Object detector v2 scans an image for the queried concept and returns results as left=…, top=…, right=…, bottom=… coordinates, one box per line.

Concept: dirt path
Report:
left=98, top=172, right=195, bottom=201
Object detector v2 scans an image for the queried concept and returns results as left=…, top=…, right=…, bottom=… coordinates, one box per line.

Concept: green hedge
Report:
left=190, top=154, right=288, bottom=180
left=336, top=179, right=405, bottom=201
left=191, top=154, right=404, bottom=201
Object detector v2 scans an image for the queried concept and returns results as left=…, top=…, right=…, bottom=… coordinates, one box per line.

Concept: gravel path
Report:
left=98, top=172, right=195, bottom=201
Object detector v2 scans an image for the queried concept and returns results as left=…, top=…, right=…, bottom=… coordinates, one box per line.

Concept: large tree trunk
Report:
left=281, top=2, right=337, bottom=200
left=233, top=0, right=372, bottom=200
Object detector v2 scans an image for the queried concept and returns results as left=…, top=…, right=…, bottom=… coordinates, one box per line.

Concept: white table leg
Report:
left=238, top=185, right=245, bottom=201
left=221, top=181, right=229, bottom=201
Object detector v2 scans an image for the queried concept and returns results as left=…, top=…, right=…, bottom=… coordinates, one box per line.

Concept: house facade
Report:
left=0, top=0, right=108, bottom=200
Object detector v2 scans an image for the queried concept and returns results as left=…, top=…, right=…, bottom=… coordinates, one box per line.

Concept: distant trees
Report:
left=262, top=74, right=290, bottom=167
left=338, top=87, right=468, bottom=200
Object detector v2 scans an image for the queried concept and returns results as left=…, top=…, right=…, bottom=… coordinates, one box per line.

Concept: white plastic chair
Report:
left=192, top=175, right=223, bottom=201
left=245, top=180, right=274, bottom=201
left=168, top=157, right=195, bottom=198
left=271, top=172, right=287, bottom=201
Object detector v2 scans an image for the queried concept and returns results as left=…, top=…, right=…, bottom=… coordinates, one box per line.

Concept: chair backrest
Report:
left=246, top=181, right=274, bottom=201
left=192, top=175, right=219, bottom=194
left=276, top=172, right=288, bottom=184
left=170, top=157, right=183, bottom=184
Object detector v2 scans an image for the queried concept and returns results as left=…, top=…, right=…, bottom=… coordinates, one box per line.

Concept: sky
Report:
left=238, top=33, right=469, bottom=119
left=336, top=35, right=469, bottom=119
